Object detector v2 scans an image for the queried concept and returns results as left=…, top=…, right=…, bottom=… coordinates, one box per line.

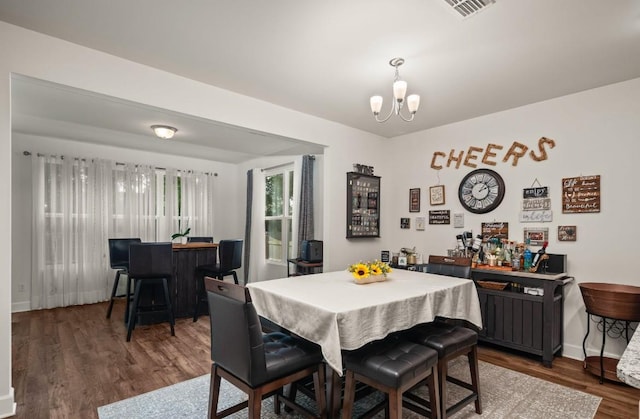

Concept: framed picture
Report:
left=558, top=225, right=577, bottom=242
left=400, top=217, right=410, bottom=229
left=429, top=185, right=445, bottom=206
left=409, top=188, right=420, bottom=212
left=524, top=227, right=549, bottom=246
left=415, top=216, right=426, bottom=231
left=398, top=256, right=408, bottom=266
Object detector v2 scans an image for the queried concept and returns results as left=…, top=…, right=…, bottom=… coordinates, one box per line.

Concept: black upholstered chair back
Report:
left=206, top=279, right=267, bottom=386
left=108, top=238, right=141, bottom=270
left=427, top=255, right=472, bottom=279
left=218, top=239, right=243, bottom=272
left=187, top=236, right=214, bottom=243
left=128, top=242, right=173, bottom=278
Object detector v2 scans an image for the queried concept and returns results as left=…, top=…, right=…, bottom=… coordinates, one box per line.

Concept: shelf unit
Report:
left=346, top=172, right=380, bottom=238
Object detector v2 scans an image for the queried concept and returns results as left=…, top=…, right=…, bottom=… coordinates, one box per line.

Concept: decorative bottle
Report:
left=532, top=241, right=549, bottom=271
left=523, top=239, right=533, bottom=271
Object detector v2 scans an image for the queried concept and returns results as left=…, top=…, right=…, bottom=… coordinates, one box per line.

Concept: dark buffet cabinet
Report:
left=471, top=258, right=573, bottom=367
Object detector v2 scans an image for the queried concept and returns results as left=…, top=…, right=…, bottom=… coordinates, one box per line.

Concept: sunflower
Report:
left=369, top=264, right=383, bottom=276
left=351, top=263, right=370, bottom=279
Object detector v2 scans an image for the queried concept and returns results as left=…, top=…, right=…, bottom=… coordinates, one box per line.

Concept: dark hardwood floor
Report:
left=11, top=301, right=640, bottom=418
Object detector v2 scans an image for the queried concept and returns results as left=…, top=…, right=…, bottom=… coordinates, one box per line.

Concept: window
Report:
left=264, top=165, right=294, bottom=263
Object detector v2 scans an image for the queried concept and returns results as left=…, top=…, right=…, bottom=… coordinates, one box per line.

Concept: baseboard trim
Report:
left=0, top=387, right=16, bottom=418
left=562, top=342, right=623, bottom=362
left=11, top=301, right=30, bottom=313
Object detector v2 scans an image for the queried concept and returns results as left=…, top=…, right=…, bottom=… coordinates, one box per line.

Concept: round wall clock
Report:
left=458, top=168, right=505, bottom=214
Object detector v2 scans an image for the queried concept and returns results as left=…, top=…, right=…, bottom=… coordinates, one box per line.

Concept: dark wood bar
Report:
left=171, top=243, right=217, bottom=318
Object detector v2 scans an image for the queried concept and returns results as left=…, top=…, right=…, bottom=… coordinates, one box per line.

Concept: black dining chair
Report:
left=205, top=278, right=326, bottom=419
left=106, top=238, right=141, bottom=319
left=187, top=236, right=214, bottom=243
left=126, top=242, right=175, bottom=342
left=193, top=239, right=243, bottom=322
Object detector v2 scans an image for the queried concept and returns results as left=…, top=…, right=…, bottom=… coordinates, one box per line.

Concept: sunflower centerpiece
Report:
left=348, top=260, right=392, bottom=284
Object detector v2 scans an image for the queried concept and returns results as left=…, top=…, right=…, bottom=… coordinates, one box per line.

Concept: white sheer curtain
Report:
left=112, top=163, right=159, bottom=241
left=31, top=156, right=217, bottom=309
left=247, top=168, right=267, bottom=283
left=179, top=170, right=215, bottom=238
left=31, top=155, right=112, bottom=309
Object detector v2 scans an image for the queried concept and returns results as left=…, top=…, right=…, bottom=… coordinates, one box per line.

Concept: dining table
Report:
left=247, top=268, right=482, bottom=417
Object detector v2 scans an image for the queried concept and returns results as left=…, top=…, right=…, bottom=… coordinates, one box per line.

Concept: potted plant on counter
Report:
left=171, top=227, right=191, bottom=244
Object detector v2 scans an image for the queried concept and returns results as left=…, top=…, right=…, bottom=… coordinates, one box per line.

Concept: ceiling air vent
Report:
left=444, top=0, right=496, bottom=19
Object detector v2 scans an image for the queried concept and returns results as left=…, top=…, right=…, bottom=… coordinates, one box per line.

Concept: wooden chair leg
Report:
left=389, top=389, right=402, bottom=419
left=313, top=365, right=327, bottom=419
left=248, top=390, right=262, bottom=419
left=341, top=370, right=356, bottom=419
left=428, top=368, right=441, bottom=419
left=468, top=346, right=482, bottom=414
left=209, top=364, right=221, bottom=419
left=438, top=359, right=448, bottom=419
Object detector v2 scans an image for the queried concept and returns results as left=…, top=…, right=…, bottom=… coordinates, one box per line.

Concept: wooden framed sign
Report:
left=409, top=188, right=420, bottom=212
left=481, top=222, right=509, bottom=242
left=523, top=186, right=549, bottom=199
left=558, top=225, right=577, bottom=242
left=562, top=175, right=600, bottom=213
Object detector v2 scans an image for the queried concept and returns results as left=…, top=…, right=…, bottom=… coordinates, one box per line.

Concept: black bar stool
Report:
left=126, top=242, right=175, bottom=342
left=106, top=238, right=141, bottom=320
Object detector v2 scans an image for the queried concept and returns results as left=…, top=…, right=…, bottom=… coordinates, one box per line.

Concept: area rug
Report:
left=98, top=359, right=601, bottom=419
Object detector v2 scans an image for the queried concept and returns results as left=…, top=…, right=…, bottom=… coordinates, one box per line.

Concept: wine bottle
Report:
left=472, top=235, right=483, bottom=253
left=532, top=241, right=548, bottom=269
left=456, top=234, right=464, bottom=250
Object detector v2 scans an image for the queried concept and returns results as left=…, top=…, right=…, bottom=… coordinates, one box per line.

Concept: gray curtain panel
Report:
left=297, top=155, right=315, bottom=253
left=243, top=169, right=253, bottom=283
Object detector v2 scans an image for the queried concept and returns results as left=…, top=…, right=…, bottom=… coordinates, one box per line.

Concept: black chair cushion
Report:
left=262, top=332, right=324, bottom=382
left=344, top=338, right=438, bottom=389
left=406, top=322, right=477, bottom=358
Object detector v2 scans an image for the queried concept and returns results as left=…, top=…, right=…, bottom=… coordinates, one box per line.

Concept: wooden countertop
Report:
left=172, top=242, right=218, bottom=250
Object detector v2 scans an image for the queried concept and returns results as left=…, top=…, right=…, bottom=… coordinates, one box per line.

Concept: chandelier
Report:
left=369, top=57, right=420, bottom=123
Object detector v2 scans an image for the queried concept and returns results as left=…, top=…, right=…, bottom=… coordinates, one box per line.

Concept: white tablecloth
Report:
left=247, top=269, right=482, bottom=374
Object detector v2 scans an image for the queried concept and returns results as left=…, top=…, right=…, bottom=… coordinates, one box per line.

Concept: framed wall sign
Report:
left=562, top=175, right=600, bottom=213
left=346, top=172, right=381, bottom=238
left=558, top=226, right=577, bottom=241
left=400, top=217, right=410, bottom=229
left=409, top=188, right=421, bottom=212
left=415, top=216, right=426, bottom=231
left=429, top=185, right=445, bottom=206
left=524, top=227, right=549, bottom=246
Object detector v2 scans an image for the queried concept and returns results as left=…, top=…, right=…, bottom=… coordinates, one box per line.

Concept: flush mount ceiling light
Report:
left=151, top=125, right=177, bottom=139
left=370, top=58, right=420, bottom=123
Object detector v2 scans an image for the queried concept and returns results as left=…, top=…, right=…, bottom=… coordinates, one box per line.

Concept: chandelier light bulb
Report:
left=370, top=96, right=383, bottom=114
left=393, top=80, right=407, bottom=102
left=407, top=94, right=420, bottom=114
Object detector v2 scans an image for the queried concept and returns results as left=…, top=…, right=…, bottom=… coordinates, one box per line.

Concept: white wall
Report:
left=382, top=77, right=640, bottom=361
left=0, top=21, right=384, bottom=417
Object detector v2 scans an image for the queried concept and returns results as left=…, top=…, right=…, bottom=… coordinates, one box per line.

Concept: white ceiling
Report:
left=2, top=0, right=640, bottom=162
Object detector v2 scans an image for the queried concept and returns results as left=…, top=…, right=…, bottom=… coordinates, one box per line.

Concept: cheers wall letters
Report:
left=431, top=137, right=556, bottom=170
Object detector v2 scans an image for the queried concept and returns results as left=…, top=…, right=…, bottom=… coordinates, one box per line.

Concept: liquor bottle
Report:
left=532, top=241, right=549, bottom=270
left=523, top=239, right=533, bottom=271
left=472, top=235, right=483, bottom=253
left=503, top=240, right=511, bottom=266
left=456, top=234, right=464, bottom=250
left=511, top=247, right=520, bottom=271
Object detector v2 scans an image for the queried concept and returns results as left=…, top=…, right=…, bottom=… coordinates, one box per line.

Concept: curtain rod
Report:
left=262, top=155, right=315, bottom=172
left=23, top=151, right=218, bottom=176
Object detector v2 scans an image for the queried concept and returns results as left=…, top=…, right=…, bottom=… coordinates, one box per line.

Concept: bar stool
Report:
left=126, top=242, right=175, bottom=342
left=342, top=336, right=441, bottom=419
left=106, top=238, right=141, bottom=319
left=405, top=322, right=481, bottom=419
